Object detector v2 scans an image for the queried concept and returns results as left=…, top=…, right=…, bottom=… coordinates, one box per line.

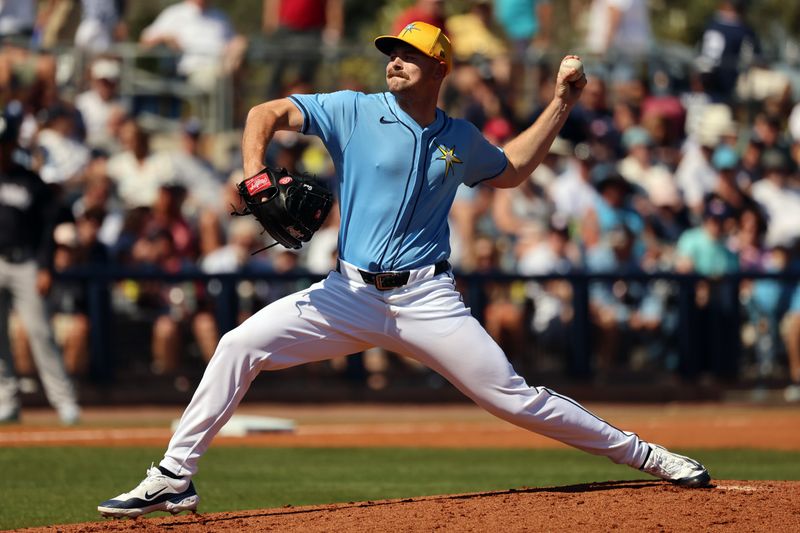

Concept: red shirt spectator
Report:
left=279, top=0, right=326, bottom=30
left=392, top=0, right=447, bottom=36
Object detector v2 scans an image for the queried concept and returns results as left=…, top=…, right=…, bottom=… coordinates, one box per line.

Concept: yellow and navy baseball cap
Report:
left=374, top=21, right=452, bottom=74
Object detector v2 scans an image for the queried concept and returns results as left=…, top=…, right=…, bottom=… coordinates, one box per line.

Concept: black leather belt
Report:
left=339, top=260, right=451, bottom=291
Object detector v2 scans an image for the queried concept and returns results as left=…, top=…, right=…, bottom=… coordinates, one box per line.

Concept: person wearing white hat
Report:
left=74, top=57, right=127, bottom=151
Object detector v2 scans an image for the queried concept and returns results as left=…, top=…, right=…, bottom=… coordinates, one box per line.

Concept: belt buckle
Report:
left=374, top=272, right=403, bottom=291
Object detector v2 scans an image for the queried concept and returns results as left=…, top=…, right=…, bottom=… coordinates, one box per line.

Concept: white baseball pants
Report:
left=161, top=262, right=650, bottom=476
left=0, top=259, right=78, bottom=418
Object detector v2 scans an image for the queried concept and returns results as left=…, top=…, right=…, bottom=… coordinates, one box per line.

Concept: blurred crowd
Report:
left=2, top=0, right=800, bottom=398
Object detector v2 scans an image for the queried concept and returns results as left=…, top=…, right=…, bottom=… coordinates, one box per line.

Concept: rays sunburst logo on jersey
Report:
left=436, top=145, right=463, bottom=182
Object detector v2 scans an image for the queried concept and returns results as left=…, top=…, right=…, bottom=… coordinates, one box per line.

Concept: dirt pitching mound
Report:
left=16, top=480, right=800, bottom=532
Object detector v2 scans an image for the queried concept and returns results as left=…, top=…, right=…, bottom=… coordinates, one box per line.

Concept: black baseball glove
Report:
left=232, top=167, right=333, bottom=251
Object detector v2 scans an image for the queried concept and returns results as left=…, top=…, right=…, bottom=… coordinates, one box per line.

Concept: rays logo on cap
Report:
left=401, top=23, right=421, bottom=37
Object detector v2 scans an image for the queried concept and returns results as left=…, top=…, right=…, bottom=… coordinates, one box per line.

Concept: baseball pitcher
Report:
left=99, top=21, right=710, bottom=518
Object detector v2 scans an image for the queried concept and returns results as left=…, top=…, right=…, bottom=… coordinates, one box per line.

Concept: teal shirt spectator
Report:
left=494, top=0, right=548, bottom=41
left=675, top=227, right=738, bottom=276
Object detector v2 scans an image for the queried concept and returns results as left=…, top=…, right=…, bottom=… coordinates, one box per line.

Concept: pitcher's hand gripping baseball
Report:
left=555, top=55, right=587, bottom=105
left=232, top=167, right=334, bottom=250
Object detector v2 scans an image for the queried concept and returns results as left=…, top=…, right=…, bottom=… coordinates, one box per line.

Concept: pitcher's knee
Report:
left=213, top=328, right=264, bottom=366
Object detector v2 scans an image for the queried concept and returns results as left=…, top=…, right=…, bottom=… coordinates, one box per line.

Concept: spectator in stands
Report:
left=446, top=1, right=508, bottom=66
left=529, top=135, right=571, bottom=192
left=549, top=142, right=600, bottom=225
left=263, top=0, right=344, bottom=99
left=449, top=65, right=514, bottom=133
left=780, top=281, right=800, bottom=402
left=750, top=148, right=800, bottom=250
left=393, top=0, right=447, bottom=36
left=167, top=117, right=224, bottom=213
left=729, top=204, right=768, bottom=272
left=751, top=113, right=791, bottom=158
left=44, top=209, right=109, bottom=377
left=617, top=125, right=675, bottom=204
left=0, top=2, right=36, bottom=40
left=492, top=174, right=553, bottom=245
left=200, top=217, right=270, bottom=275
left=0, top=101, right=80, bottom=425
left=106, top=118, right=173, bottom=209
left=0, top=13, right=58, bottom=108
left=74, top=57, right=127, bottom=151
left=472, top=234, right=528, bottom=361
left=586, top=224, right=665, bottom=374
left=675, top=104, right=737, bottom=216
left=75, top=0, right=129, bottom=55
left=567, top=75, right=616, bottom=149
left=491, top=0, right=551, bottom=115
left=675, top=196, right=738, bottom=277
left=34, top=103, right=91, bottom=187
left=740, top=243, right=794, bottom=380
left=517, top=216, right=579, bottom=355
left=147, top=183, right=197, bottom=262
left=70, top=158, right=125, bottom=249
left=303, top=199, right=340, bottom=275
left=582, top=167, right=644, bottom=252
left=140, top=0, right=248, bottom=92
left=584, top=0, right=652, bottom=76
left=695, top=0, right=761, bottom=104
left=640, top=173, right=689, bottom=250
left=709, top=144, right=750, bottom=216
left=494, top=0, right=552, bottom=54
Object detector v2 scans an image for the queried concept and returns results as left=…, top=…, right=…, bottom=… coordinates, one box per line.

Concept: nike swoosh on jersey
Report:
left=144, top=487, right=168, bottom=500
left=379, top=116, right=396, bottom=124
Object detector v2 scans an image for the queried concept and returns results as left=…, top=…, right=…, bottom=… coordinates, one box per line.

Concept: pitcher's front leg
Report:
left=161, top=282, right=370, bottom=476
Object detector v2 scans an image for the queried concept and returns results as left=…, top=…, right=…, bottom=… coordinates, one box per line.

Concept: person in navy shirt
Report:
left=696, top=0, right=761, bottom=103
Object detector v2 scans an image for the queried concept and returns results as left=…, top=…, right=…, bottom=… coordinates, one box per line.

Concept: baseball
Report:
left=561, top=57, right=584, bottom=79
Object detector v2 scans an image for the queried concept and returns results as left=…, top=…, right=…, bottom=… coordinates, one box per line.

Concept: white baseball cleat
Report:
left=97, top=464, right=199, bottom=518
left=640, top=444, right=711, bottom=488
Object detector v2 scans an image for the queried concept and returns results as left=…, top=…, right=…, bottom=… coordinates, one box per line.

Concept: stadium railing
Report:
left=54, top=268, right=800, bottom=389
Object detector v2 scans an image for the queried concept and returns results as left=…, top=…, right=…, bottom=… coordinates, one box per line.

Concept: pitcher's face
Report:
left=385, top=43, right=442, bottom=95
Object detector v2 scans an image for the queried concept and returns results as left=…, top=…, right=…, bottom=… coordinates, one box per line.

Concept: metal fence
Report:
left=52, top=268, right=800, bottom=391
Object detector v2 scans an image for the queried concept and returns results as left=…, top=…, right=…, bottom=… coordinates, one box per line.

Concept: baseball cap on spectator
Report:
left=761, top=148, right=790, bottom=173
left=183, top=117, right=203, bottom=138
left=712, top=145, right=740, bottom=170
left=703, top=196, right=733, bottom=221
left=591, top=164, right=632, bottom=194
left=621, top=126, right=652, bottom=151
left=697, top=104, right=737, bottom=147
left=91, top=58, right=121, bottom=81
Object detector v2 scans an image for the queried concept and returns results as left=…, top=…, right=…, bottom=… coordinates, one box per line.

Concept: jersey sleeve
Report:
left=287, top=91, right=359, bottom=158
left=462, top=123, right=509, bottom=187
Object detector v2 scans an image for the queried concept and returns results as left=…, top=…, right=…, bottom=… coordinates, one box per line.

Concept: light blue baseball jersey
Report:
left=288, top=90, right=508, bottom=272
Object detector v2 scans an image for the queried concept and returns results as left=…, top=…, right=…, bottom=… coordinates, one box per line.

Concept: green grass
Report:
left=1, top=447, right=799, bottom=529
